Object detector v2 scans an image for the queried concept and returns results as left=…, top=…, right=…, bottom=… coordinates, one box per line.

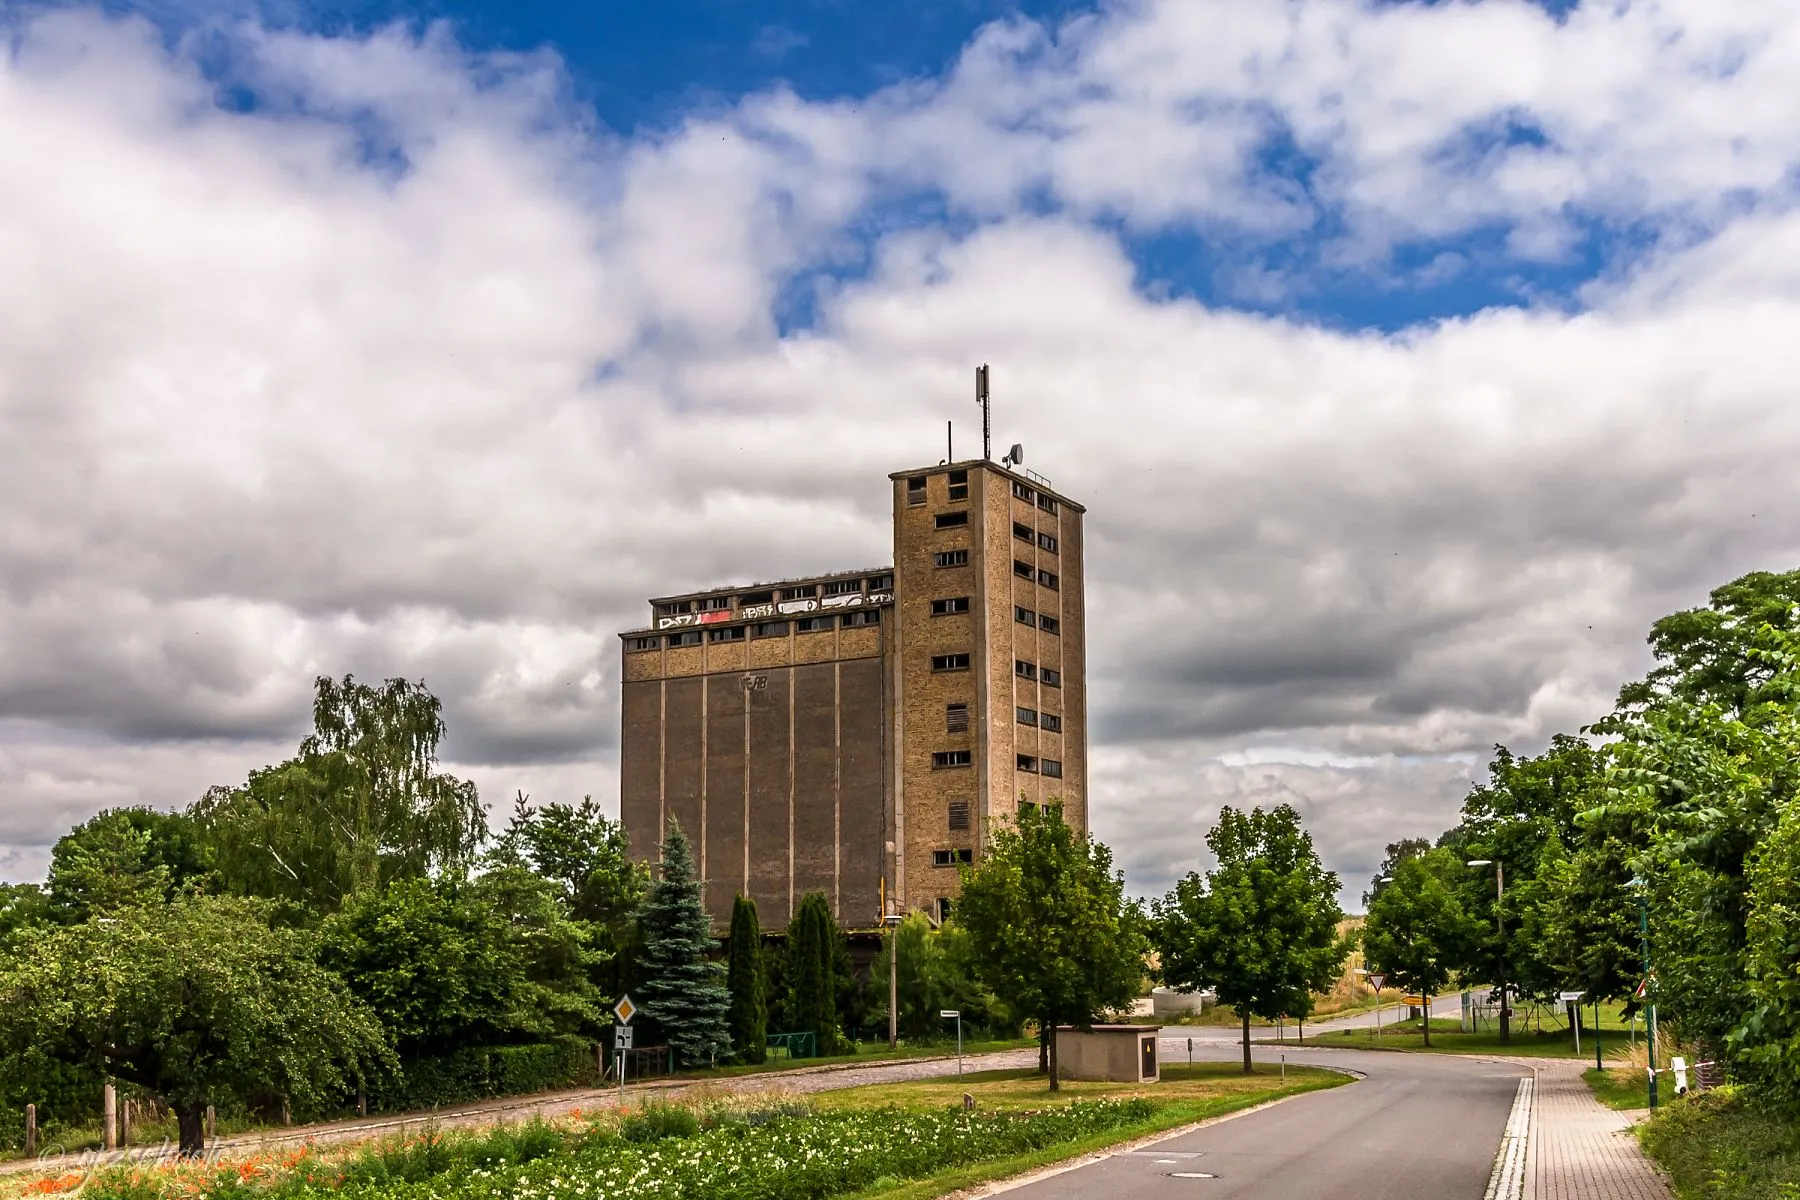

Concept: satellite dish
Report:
left=1007, top=444, right=1025, bottom=466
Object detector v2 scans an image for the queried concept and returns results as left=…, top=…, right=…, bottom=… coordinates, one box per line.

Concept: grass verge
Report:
left=1583, top=1068, right=1651, bottom=1111
left=816, top=1062, right=1349, bottom=1200
left=1636, top=1086, right=1800, bottom=1200
left=687, top=1037, right=1037, bottom=1080
left=1299, top=1016, right=1629, bottom=1059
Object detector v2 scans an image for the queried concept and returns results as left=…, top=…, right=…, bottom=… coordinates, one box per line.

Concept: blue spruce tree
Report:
left=636, top=820, right=731, bottom=1066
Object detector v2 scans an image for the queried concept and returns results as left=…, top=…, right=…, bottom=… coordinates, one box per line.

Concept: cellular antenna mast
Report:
left=975, top=364, right=992, bottom=461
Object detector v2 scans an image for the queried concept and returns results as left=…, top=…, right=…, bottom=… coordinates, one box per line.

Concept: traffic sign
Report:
left=614, top=994, right=638, bottom=1025
left=1368, top=973, right=1386, bottom=992
left=1634, top=977, right=1650, bottom=1000
left=1402, top=994, right=1425, bottom=1006
left=940, top=1010, right=960, bottom=1019
left=615, top=1025, right=634, bottom=1050
left=1558, top=990, right=1586, bottom=1003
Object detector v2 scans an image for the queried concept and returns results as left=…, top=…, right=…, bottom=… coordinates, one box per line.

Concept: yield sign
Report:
left=1633, top=977, right=1650, bottom=1001
left=1368, top=973, right=1386, bottom=992
left=614, top=994, right=638, bottom=1025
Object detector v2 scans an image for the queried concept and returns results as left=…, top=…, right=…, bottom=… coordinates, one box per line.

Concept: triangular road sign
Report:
left=1368, top=973, right=1386, bottom=992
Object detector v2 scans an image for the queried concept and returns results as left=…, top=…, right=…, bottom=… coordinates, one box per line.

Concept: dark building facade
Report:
left=619, top=459, right=1085, bottom=931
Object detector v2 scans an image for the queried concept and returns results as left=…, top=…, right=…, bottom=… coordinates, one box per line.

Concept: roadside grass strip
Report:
left=1483, top=1076, right=1532, bottom=1200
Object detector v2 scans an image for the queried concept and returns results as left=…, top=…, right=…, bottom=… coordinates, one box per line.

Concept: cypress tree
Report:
left=787, top=891, right=842, bottom=1055
left=726, top=894, right=767, bottom=1063
left=635, top=820, right=731, bottom=1067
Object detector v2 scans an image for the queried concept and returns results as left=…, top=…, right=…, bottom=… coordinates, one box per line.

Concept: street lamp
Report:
left=1631, top=875, right=1658, bottom=1110
left=1467, top=860, right=1511, bottom=1042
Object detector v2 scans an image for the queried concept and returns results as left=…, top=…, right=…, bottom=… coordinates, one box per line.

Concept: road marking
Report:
left=1167, top=1171, right=1217, bottom=1179
left=1484, top=1076, right=1532, bottom=1200
left=1117, top=1151, right=1203, bottom=1159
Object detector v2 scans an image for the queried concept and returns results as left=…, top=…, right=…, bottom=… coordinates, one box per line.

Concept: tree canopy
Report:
left=956, top=802, right=1146, bottom=1090
left=1155, top=804, right=1349, bottom=1072
left=1361, top=850, right=1475, bottom=1045
left=0, top=895, right=390, bottom=1156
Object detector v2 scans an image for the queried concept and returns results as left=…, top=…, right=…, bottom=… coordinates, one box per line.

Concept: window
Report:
left=781, top=585, right=816, bottom=600
left=931, top=849, right=973, bottom=868
left=932, top=653, right=971, bottom=672
left=1042, top=668, right=1062, bottom=688
left=752, top=621, right=789, bottom=638
left=947, top=469, right=969, bottom=501
left=1014, top=559, right=1034, bottom=579
left=935, top=511, right=969, bottom=529
left=948, top=801, right=970, bottom=831
left=907, top=476, right=927, bottom=505
left=934, top=549, right=969, bottom=568
left=739, top=590, right=774, bottom=605
left=932, top=750, right=973, bottom=769
left=866, top=573, right=893, bottom=590
left=1013, top=521, right=1034, bottom=542
left=1016, top=706, right=1039, bottom=726
left=708, top=625, right=746, bottom=642
left=946, top=703, right=970, bottom=733
left=1015, top=659, right=1037, bottom=680
left=655, top=600, right=692, bottom=616
left=1037, top=532, right=1058, bottom=554
left=841, top=610, right=881, bottom=627
left=823, top=578, right=861, bottom=596
left=700, top=595, right=731, bottom=611
left=1015, top=605, right=1035, bottom=626
left=667, top=631, right=701, bottom=647
left=1042, top=759, right=1064, bottom=779
left=936, top=897, right=954, bottom=922
left=1038, top=614, right=1060, bottom=635
left=1016, top=754, right=1039, bottom=773
left=795, top=616, right=832, bottom=633
left=1038, top=569, right=1059, bottom=590
left=931, top=596, right=971, bottom=616
left=629, top=636, right=659, bottom=651
left=1012, top=480, right=1035, bottom=502
left=1040, top=712, right=1063, bottom=733
left=1038, top=494, right=1059, bottom=515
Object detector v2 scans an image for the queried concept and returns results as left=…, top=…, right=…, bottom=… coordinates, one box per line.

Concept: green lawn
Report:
left=685, top=1037, right=1037, bottom=1079
left=818, top=1062, right=1350, bottom=1200
left=1298, top=1016, right=1626, bottom=1058
left=1583, top=1068, right=1650, bottom=1111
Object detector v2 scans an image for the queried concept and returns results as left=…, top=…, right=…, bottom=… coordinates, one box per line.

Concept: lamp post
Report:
left=1632, top=875, right=1658, bottom=1110
left=1467, top=860, right=1510, bottom=1042
left=882, top=881, right=903, bottom=1050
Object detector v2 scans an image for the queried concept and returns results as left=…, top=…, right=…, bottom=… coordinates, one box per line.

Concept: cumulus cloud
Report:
left=3, top=1, right=1800, bottom=904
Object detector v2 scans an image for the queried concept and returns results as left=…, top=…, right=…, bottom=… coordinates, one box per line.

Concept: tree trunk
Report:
left=1421, top=995, right=1432, bottom=1047
left=1241, top=1012, right=1253, bottom=1074
left=173, top=1102, right=206, bottom=1159
left=1048, top=1024, right=1060, bottom=1092
left=1038, top=1022, right=1049, bottom=1074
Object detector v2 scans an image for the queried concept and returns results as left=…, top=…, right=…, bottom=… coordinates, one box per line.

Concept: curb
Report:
left=1484, top=1072, right=1534, bottom=1200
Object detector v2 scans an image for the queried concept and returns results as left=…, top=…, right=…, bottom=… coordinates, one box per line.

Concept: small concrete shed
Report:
left=1056, top=1025, right=1161, bottom=1083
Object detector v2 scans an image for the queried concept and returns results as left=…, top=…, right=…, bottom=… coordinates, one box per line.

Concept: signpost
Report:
left=1558, top=991, right=1586, bottom=1055
left=942, top=1010, right=963, bottom=1078
left=1368, top=973, right=1386, bottom=1040
left=614, top=995, right=637, bottom=1107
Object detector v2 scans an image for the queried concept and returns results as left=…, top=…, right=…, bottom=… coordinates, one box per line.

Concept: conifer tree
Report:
left=726, top=894, right=767, bottom=1063
left=787, top=891, right=842, bottom=1055
left=635, top=820, right=730, bottom=1066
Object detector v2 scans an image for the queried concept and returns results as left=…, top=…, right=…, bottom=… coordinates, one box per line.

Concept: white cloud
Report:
left=4, top=3, right=1800, bottom=904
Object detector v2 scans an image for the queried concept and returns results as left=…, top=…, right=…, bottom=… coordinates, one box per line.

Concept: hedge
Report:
left=370, top=1039, right=595, bottom=1113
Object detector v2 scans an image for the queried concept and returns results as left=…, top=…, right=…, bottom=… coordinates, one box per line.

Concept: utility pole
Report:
left=1637, top=878, right=1658, bottom=1110
left=883, top=877, right=900, bottom=1050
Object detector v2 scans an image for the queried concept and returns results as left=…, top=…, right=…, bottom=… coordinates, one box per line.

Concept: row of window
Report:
left=934, top=549, right=968, bottom=568
left=931, top=848, right=972, bottom=867
left=654, top=575, right=891, bottom=616
left=934, top=749, right=1065, bottom=776
left=1016, top=706, right=1063, bottom=732
left=1013, top=560, right=1060, bottom=590
left=1017, top=755, right=1064, bottom=777
left=931, top=596, right=971, bottom=616
left=1014, top=606, right=1060, bottom=634
left=632, top=610, right=881, bottom=649
left=1012, top=521, right=1058, bottom=554
left=1011, top=478, right=1060, bottom=515
left=1016, top=659, right=1063, bottom=687
left=907, top=470, right=970, bottom=506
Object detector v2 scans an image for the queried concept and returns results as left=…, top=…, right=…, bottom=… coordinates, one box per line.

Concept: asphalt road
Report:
left=1008, top=1039, right=1526, bottom=1200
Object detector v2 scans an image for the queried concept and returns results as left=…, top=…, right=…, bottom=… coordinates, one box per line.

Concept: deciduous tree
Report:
left=1155, top=804, right=1349, bottom=1073
left=1361, top=850, right=1476, bottom=1046
left=956, top=803, right=1147, bottom=1090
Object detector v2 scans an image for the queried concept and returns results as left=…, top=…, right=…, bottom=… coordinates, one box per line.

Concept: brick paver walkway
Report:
left=1520, top=1059, right=1671, bottom=1200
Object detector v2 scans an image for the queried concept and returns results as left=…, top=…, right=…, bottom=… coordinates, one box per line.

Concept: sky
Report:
left=4, top=0, right=1800, bottom=909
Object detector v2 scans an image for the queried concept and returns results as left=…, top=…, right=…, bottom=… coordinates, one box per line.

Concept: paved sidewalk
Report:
left=1521, top=1059, right=1671, bottom=1200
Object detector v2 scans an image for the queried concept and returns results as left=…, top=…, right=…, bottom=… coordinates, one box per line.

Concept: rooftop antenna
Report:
left=975, top=364, right=992, bottom=461
left=1003, top=443, right=1025, bottom=469
left=946, top=420, right=953, bottom=464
